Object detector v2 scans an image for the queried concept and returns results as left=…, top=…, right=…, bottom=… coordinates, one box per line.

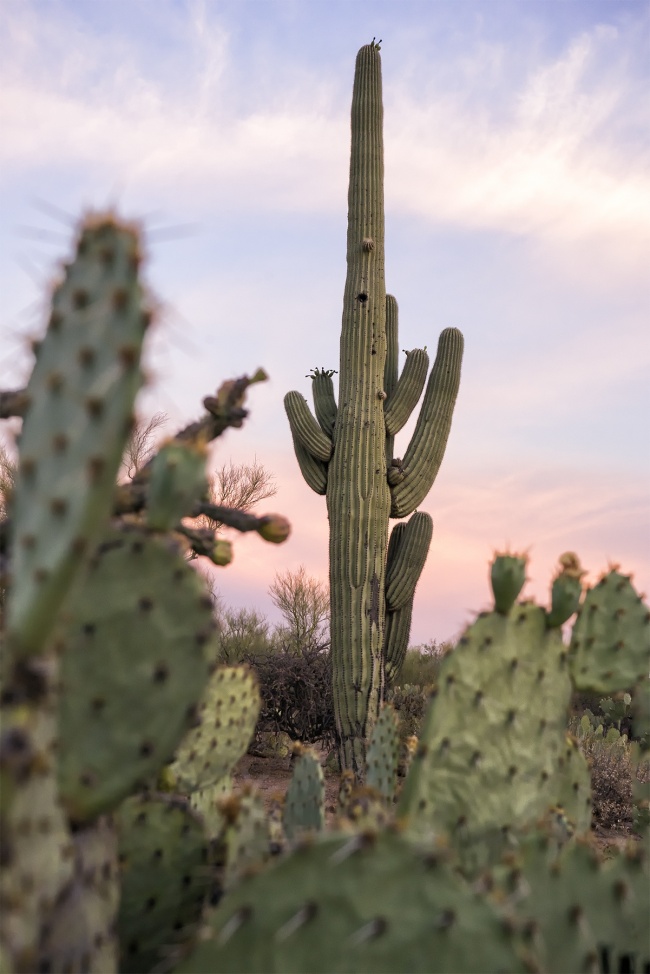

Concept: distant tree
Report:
left=269, top=565, right=329, bottom=651
left=215, top=605, right=272, bottom=663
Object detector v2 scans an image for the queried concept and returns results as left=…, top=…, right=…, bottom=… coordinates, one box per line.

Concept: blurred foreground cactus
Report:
left=174, top=551, right=650, bottom=974
left=0, top=212, right=289, bottom=973
left=284, top=42, right=463, bottom=774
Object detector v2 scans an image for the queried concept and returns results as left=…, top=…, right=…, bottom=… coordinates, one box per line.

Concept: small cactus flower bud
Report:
left=257, top=514, right=291, bottom=544
left=547, top=553, right=586, bottom=628
left=491, top=552, right=528, bottom=615
left=211, top=539, right=233, bottom=566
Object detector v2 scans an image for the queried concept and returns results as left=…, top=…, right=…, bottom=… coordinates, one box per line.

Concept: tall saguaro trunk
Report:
left=285, top=43, right=464, bottom=775
left=327, top=44, right=389, bottom=773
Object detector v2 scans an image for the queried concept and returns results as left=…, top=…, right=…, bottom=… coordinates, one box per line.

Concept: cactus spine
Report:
left=285, top=43, right=464, bottom=773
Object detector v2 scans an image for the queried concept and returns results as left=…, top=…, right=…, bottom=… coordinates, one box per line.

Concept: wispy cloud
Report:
left=1, top=2, right=648, bottom=274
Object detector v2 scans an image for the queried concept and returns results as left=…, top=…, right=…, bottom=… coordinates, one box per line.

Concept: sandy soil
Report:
left=231, top=751, right=638, bottom=851
left=232, top=748, right=342, bottom=825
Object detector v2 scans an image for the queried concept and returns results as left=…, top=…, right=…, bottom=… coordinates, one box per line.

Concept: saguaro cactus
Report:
left=285, top=43, right=464, bottom=773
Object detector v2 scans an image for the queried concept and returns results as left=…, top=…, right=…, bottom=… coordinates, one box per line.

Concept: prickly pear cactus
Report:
left=493, top=829, right=649, bottom=974
left=397, top=553, right=607, bottom=841
left=7, top=214, right=150, bottom=657
left=146, top=439, right=208, bottom=531
left=58, top=527, right=217, bottom=822
left=365, top=704, right=400, bottom=802
left=1, top=213, right=150, bottom=973
left=398, top=601, right=575, bottom=837
left=283, top=746, right=325, bottom=841
left=116, top=793, right=209, bottom=974
left=37, top=816, right=120, bottom=974
left=569, top=568, right=650, bottom=693
left=174, top=832, right=525, bottom=974
left=171, top=665, right=260, bottom=794
left=220, top=789, right=271, bottom=890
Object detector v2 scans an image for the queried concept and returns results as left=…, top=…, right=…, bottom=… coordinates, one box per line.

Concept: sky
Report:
left=1, top=0, right=649, bottom=646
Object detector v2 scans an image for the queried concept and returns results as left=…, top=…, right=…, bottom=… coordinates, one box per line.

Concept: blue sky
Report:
left=1, top=0, right=649, bottom=644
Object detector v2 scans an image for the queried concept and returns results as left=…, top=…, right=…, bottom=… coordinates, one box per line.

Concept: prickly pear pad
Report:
left=116, top=794, right=209, bottom=974
left=146, top=440, right=208, bottom=531
left=37, top=816, right=119, bottom=974
left=8, top=214, right=148, bottom=657
left=366, top=705, right=400, bottom=802
left=172, top=666, right=260, bottom=793
left=283, top=747, right=325, bottom=841
left=0, top=704, right=75, bottom=968
left=175, top=832, right=525, bottom=974
left=493, top=831, right=649, bottom=974
left=221, top=789, right=270, bottom=890
left=58, top=529, right=215, bottom=821
left=398, top=605, right=572, bottom=836
left=569, top=570, right=650, bottom=693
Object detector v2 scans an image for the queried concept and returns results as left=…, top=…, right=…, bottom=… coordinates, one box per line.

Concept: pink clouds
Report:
left=205, top=447, right=649, bottom=647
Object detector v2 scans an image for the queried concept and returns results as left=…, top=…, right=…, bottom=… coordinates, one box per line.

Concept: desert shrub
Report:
left=386, top=683, right=433, bottom=774
left=570, top=714, right=650, bottom=834
left=395, top=640, right=453, bottom=688
left=244, top=643, right=335, bottom=747
left=580, top=736, right=635, bottom=832
left=215, top=606, right=274, bottom=663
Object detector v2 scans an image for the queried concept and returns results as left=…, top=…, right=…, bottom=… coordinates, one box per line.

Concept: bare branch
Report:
left=269, top=565, right=330, bottom=650
left=121, top=411, right=168, bottom=480
left=0, top=389, right=29, bottom=419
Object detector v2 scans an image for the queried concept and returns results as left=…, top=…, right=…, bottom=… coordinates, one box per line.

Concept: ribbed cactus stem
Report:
left=284, top=44, right=464, bottom=773
left=327, top=43, right=388, bottom=773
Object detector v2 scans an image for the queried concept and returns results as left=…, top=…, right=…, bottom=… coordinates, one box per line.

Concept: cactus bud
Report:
left=490, top=552, right=528, bottom=615
left=546, top=552, right=586, bottom=628
left=257, top=514, right=291, bottom=544
left=211, top=539, right=233, bottom=566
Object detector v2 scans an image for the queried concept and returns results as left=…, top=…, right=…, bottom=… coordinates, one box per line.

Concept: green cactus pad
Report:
left=7, top=214, right=148, bottom=657
left=172, top=665, right=260, bottom=794
left=146, top=439, right=208, bottom=531
left=58, top=528, right=215, bottom=821
left=189, top=777, right=231, bottom=839
left=552, top=736, right=592, bottom=834
left=283, top=747, right=325, bottom=841
left=0, top=703, right=75, bottom=971
left=495, top=831, right=649, bottom=974
left=365, top=705, right=400, bottom=802
left=37, top=816, right=119, bottom=974
left=221, top=789, right=271, bottom=890
left=569, top=570, right=650, bottom=693
left=116, top=793, right=209, bottom=974
left=174, top=831, right=525, bottom=974
left=490, top=553, right=528, bottom=615
left=546, top=553, right=585, bottom=629
left=398, top=604, right=573, bottom=837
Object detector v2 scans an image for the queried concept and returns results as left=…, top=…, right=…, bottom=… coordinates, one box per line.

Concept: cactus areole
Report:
left=285, top=44, right=464, bottom=773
